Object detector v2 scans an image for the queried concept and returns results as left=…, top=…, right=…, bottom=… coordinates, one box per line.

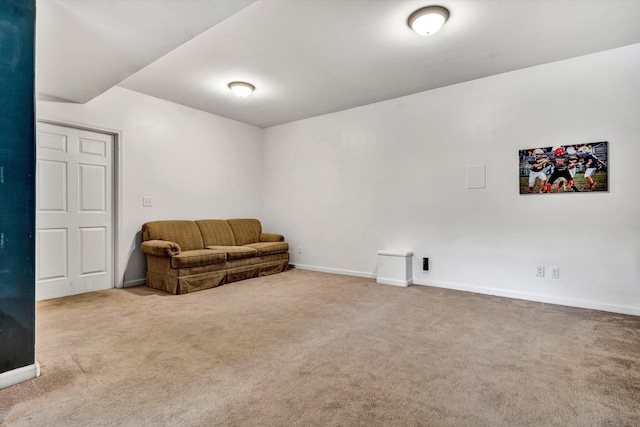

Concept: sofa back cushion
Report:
left=226, top=218, right=262, bottom=246
left=142, top=220, right=204, bottom=251
left=195, top=219, right=236, bottom=246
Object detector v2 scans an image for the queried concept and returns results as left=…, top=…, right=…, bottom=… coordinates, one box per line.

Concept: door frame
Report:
left=36, top=119, right=123, bottom=290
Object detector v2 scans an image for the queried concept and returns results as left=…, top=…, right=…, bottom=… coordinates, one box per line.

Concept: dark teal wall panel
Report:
left=0, top=0, right=36, bottom=373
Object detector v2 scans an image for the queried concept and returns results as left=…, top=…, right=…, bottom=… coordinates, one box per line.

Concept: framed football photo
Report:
left=519, top=141, right=608, bottom=194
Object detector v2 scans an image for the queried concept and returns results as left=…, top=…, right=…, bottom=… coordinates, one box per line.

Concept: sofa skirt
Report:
left=178, top=270, right=227, bottom=294
left=145, top=252, right=290, bottom=294
left=226, top=265, right=259, bottom=283
left=147, top=270, right=227, bottom=295
left=258, top=259, right=289, bottom=276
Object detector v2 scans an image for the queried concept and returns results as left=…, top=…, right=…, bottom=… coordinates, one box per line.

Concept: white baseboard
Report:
left=123, top=278, right=146, bottom=288
left=0, top=363, right=40, bottom=390
left=290, top=264, right=639, bottom=316
left=376, top=277, right=413, bottom=287
left=290, top=264, right=376, bottom=279
left=413, top=278, right=640, bottom=316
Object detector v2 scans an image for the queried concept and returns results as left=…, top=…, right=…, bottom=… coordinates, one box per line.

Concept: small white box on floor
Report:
left=376, top=250, right=413, bottom=287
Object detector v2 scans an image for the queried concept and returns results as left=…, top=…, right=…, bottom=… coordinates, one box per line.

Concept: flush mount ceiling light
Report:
left=408, top=6, right=449, bottom=36
left=228, top=81, right=255, bottom=98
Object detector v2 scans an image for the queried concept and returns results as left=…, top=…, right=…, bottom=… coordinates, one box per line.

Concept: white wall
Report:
left=37, top=87, right=263, bottom=287
left=262, top=44, right=640, bottom=315
left=35, top=45, right=640, bottom=314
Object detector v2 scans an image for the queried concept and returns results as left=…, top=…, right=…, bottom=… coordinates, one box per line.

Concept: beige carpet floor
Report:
left=1, top=269, right=639, bottom=426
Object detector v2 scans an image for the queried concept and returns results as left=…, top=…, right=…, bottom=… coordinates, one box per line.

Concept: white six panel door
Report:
left=36, top=122, right=113, bottom=300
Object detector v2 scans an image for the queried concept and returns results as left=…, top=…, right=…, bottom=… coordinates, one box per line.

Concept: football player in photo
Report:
left=556, top=146, right=580, bottom=191
left=579, top=145, right=602, bottom=191
left=527, top=148, right=549, bottom=193
left=545, top=146, right=580, bottom=193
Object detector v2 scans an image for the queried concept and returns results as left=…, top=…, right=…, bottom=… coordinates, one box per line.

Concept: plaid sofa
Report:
left=141, top=219, right=289, bottom=294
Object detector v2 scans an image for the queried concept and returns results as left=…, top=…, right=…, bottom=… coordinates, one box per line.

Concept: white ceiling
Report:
left=37, top=0, right=640, bottom=128
left=36, top=0, right=257, bottom=103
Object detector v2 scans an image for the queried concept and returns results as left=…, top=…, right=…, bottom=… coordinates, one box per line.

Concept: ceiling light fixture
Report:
left=228, top=81, right=255, bottom=98
left=408, top=6, right=449, bottom=36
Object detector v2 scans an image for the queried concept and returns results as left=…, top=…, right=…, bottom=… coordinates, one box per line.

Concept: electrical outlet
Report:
left=551, top=267, right=559, bottom=279
left=423, top=257, right=429, bottom=271
left=536, top=265, right=545, bottom=277
left=143, top=197, right=153, bottom=207
left=298, top=246, right=302, bottom=254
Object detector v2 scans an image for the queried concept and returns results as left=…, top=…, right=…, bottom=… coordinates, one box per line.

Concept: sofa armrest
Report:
left=141, top=240, right=181, bottom=257
left=259, top=233, right=284, bottom=243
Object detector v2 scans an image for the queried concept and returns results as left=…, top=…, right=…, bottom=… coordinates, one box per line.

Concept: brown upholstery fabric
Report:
left=146, top=256, right=229, bottom=276
left=226, top=265, right=259, bottom=283
left=195, top=220, right=236, bottom=246
left=141, top=240, right=181, bottom=257
left=258, top=252, right=289, bottom=263
left=259, top=233, right=284, bottom=242
left=244, top=242, right=289, bottom=256
left=206, top=246, right=257, bottom=260
left=142, top=218, right=288, bottom=294
left=175, top=261, right=237, bottom=276
left=170, top=249, right=226, bottom=269
left=258, top=260, right=289, bottom=276
left=146, top=271, right=179, bottom=294
left=142, top=220, right=204, bottom=251
left=146, top=252, right=265, bottom=276
left=177, top=271, right=226, bottom=294
left=145, top=255, right=172, bottom=273
left=227, top=218, right=262, bottom=246
left=147, top=269, right=226, bottom=294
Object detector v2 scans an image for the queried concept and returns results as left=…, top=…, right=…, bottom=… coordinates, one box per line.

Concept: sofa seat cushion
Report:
left=244, top=242, right=289, bottom=256
left=206, top=246, right=258, bottom=260
left=171, top=249, right=226, bottom=269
